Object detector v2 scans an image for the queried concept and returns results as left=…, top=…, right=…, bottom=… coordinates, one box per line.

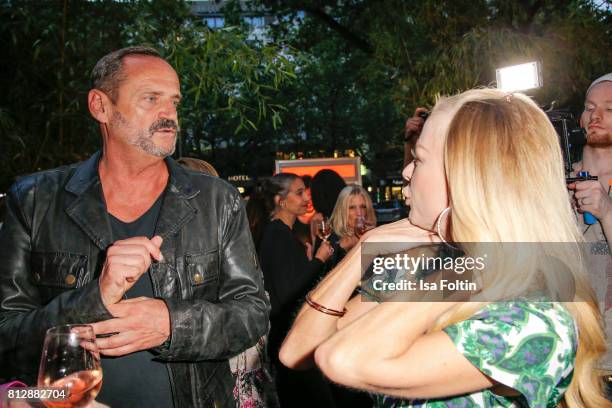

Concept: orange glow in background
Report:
left=278, top=164, right=357, bottom=179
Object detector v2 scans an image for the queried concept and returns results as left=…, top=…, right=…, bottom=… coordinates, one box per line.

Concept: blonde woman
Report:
left=280, top=89, right=608, bottom=407
left=327, top=185, right=377, bottom=268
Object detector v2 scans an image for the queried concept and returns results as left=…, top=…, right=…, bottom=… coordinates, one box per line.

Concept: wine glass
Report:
left=38, top=324, right=103, bottom=408
left=317, top=217, right=332, bottom=241
left=354, top=216, right=367, bottom=237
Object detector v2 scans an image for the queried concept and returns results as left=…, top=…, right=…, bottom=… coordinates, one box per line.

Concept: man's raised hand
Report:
left=98, top=236, right=163, bottom=307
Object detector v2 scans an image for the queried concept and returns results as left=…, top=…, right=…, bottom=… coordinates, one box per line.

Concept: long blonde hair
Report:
left=430, top=89, right=606, bottom=407
left=330, top=185, right=377, bottom=238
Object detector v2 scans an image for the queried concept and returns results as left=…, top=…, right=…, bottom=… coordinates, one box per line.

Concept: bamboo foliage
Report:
left=0, top=0, right=298, bottom=190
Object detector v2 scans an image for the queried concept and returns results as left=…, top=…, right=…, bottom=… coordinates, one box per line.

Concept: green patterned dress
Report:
left=373, top=301, right=577, bottom=408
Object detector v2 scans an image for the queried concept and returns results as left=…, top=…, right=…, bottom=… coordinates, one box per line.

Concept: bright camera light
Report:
left=496, top=62, right=542, bottom=92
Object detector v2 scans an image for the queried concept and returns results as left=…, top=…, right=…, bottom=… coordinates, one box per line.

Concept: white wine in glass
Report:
left=38, top=324, right=103, bottom=408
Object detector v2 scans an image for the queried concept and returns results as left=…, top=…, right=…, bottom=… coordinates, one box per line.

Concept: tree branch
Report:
left=261, top=0, right=374, bottom=54
left=303, top=6, right=373, bottom=54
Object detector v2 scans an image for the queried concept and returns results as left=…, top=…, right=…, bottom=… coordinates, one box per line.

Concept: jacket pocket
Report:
left=185, top=250, right=219, bottom=299
left=30, top=252, right=88, bottom=289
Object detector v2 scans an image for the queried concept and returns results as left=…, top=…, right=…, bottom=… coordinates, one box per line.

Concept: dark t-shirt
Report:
left=96, top=194, right=174, bottom=408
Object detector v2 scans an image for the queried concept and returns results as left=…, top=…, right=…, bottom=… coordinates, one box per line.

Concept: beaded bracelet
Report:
left=305, top=291, right=347, bottom=317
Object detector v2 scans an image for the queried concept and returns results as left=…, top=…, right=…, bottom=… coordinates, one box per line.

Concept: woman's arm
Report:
left=279, top=219, right=436, bottom=369
left=314, top=301, right=495, bottom=400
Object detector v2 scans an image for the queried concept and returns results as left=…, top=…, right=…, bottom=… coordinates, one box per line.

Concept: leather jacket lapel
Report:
left=62, top=153, right=199, bottom=249
left=155, top=158, right=199, bottom=240
left=64, top=152, right=113, bottom=250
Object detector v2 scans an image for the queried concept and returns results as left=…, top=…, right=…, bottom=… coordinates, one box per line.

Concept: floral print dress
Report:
left=374, top=301, right=577, bottom=408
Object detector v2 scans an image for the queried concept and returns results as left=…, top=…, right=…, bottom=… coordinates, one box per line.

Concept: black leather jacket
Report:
left=0, top=152, right=270, bottom=407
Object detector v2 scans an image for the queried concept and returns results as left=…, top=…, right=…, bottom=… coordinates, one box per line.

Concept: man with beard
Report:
left=0, top=47, right=269, bottom=408
left=571, top=73, right=612, bottom=395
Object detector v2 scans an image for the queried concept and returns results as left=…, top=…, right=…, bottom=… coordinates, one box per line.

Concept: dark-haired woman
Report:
left=258, top=173, right=335, bottom=408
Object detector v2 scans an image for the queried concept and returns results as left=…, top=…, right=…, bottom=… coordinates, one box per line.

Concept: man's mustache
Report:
left=149, top=119, right=179, bottom=134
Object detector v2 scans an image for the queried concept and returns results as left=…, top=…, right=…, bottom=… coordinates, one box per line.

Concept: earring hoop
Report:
left=436, top=207, right=457, bottom=249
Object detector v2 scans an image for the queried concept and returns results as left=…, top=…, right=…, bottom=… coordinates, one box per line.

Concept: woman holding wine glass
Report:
left=327, top=185, right=377, bottom=269
left=317, top=187, right=379, bottom=408
left=256, top=173, right=335, bottom=408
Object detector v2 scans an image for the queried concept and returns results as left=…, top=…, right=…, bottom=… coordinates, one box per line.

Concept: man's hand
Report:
left=90, top=297, right=170, bottom=357
left=404, top=107, right=428, bottom=143
left=99, top=236, right=164, bottom=307
left=572, top=180, right=612, bottom=221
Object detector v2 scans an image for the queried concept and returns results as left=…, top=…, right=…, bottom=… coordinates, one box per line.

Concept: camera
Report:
left=545, top=109, right=592, bottom=181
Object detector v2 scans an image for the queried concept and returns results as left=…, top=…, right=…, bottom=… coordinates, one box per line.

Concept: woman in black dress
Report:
left=258, top=173, right=335, bottom=407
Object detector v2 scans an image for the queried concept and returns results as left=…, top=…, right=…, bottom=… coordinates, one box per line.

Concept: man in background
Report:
left=571, top=72, right=612, bottom=396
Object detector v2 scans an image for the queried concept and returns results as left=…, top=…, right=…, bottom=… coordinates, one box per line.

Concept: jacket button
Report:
left=65, top=274, right=76, bottom=286
left=193, top=273, right=203, bottom=284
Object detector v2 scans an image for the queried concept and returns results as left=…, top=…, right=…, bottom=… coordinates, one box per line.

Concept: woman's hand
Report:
left=305, top=241, right=314, bottom=261
left=314, top=240, right=334, bottom=263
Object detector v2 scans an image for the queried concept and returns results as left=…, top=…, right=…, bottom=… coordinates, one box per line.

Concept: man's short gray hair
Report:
left=91, top=46, right=162, bottom=102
